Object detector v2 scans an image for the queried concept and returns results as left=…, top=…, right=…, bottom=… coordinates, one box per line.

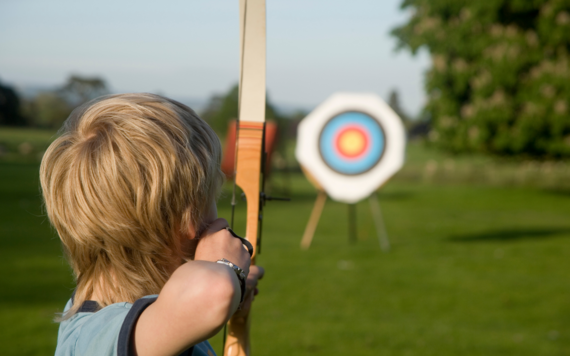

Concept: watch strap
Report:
left=216, top=258, right=247, bottom=303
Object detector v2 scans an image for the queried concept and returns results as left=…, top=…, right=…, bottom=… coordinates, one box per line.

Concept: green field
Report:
left=1, top=131, right=570, bottom=355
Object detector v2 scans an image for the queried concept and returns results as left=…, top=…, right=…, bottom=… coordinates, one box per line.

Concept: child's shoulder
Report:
left=55, top=296, right=216, bottom=356
left=55, top=297, right=145, bottom=356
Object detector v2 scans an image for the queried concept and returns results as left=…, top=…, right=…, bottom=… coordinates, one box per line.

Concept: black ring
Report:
left=225, top=227, right=254, bottom=257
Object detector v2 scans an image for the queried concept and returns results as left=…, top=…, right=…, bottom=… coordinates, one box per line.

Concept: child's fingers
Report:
left=199, top=218, right=229, bottom=238
left=249, top=265, right=265, bottom=281
left=245, top=266, right=264, bottom=292
left=233, top=266, right=264, bottom=317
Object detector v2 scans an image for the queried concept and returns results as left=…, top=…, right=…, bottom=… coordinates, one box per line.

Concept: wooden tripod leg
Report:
left=300, top=190, right=327, bottom=250
left=348, top=203, right=357, bottom=244
left=369, top=193, right=391, bottom=252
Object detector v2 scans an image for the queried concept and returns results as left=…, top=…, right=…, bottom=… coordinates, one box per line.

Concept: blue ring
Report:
left=318, top=111, right=385, bottom=175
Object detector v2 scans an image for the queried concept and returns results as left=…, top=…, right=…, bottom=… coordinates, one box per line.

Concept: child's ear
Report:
left=178, top=224, right=200, bottom=246
left=186, top=224, right=198, bottom=240
left=182, top=200, right=217, bottom=241
left=179, top=229, right=199, bottom=260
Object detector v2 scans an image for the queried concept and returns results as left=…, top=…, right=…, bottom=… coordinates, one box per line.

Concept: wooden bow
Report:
left=223, top=0, right=266, bottom=355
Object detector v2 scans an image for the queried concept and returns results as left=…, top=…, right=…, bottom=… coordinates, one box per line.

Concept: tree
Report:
left=392, top=0, right=570, bottom=158
left=387, top=89, right=411, bottom=126
left=201, top=85, right=239, bottom=135
left=20, top=75, right=109, bottom=129
left=0, top=80, right=26, bottom=126
left=58, top=75, right=109, bottom=106
left=25, top=92, right=73, bottom=129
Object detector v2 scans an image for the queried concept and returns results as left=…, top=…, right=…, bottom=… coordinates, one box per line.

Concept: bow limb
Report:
left=224, top=0, right=266, bottom=355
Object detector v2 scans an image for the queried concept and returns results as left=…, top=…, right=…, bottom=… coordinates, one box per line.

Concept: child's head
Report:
left=40, top=93, right=224, bottom=315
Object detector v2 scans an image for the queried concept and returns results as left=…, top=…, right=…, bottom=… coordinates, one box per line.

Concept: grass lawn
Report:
left=0, top=128, right=58, bottom=163
left=1, top=138, right=570, bottom=355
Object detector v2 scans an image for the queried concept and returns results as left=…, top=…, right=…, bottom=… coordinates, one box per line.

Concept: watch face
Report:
left=318, top=111, right=386, bottom=176
left=218, top=259, right=246, bottom=279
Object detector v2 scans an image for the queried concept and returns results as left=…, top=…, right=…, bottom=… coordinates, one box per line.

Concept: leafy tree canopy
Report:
left=58, top=75, right=109, bottom=106
left=22, top=74, right=109, bottom=129
left=392, top=0, right=570, bottom=158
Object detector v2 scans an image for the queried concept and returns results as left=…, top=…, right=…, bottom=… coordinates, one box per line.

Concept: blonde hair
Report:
left=40, top=93, right=224, bottom=318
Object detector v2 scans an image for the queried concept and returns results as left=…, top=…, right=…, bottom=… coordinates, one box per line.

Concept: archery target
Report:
left=296, top=93, right=406, bottom=204
left=319, top=111, right=385, bottom=175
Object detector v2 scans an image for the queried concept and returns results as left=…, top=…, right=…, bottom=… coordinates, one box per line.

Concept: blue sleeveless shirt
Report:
left=54, top=295, right=216, bottom=356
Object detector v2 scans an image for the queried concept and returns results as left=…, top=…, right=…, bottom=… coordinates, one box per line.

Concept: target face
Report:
left=319, top=111, right=385, bottom=175
left=296, top=93, right=406, bottom=204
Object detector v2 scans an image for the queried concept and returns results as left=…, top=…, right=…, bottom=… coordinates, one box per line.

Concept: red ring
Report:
left=332, top=124, right=371, bottom=160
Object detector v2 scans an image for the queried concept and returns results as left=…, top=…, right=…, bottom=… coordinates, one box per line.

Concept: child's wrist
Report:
left=216, top=258, right=247, bottom=303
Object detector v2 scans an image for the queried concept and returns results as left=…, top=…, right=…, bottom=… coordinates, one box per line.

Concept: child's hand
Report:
left=136, top=221, right=259, bottom=355
left=194, top=218, right=251, bottom=277
left=233, top=265, right=265, bottom=319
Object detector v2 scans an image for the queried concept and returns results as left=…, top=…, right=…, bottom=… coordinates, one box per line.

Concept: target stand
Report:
left=299, top=189, right=392, bottom=251
left=296, top=93, right=405, bottom=250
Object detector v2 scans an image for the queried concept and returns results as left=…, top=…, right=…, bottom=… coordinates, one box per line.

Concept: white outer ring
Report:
left=296, top=93, right=406, bottom=204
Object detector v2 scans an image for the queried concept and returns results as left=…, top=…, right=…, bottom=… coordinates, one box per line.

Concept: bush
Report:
left=392, top=0, right=570, bottom=158
left=22, top=92, right=72, bottom=129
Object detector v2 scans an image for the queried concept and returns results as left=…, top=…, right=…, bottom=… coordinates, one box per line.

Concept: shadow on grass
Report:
left=542, top=188, right=570, bottom=197
left=378, top=191, right=414, bottom=200
left=447, top=228, right=570, bottom=242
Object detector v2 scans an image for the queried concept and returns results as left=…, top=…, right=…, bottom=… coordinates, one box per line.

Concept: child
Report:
left=40, top=93, right=264, bottom=356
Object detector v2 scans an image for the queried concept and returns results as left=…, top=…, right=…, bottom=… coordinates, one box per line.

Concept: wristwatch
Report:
left=216, top=258, right=247, bottom=303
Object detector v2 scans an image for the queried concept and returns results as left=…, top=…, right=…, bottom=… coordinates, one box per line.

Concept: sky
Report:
left=0, top=0, right=430, bottom=116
